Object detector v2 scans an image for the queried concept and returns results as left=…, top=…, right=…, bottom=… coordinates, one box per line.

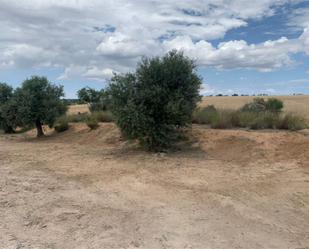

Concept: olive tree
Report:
left=78, top=87, right=111, bottom=112
left=0, top=83, right=16, bottom=133
left=14, top=76, right=67, bottom=137
left=108, top=50, right=202, bottom=150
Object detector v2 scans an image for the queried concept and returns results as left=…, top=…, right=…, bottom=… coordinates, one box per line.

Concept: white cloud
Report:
left=0, top=0, right=308, bottom=80
left=163, top=35, right=303, bottom=71
left=200, top=84, right=215, bottom=95
left=58, top=65, right=86, bottom=80
left=83, top=67, right=117, bottom=81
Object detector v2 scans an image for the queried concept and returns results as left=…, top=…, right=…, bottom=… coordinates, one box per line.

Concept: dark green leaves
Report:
left=109, top=50, right=202, bottom=151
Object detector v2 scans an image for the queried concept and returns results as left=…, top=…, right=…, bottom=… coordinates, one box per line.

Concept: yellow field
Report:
left=69, top=95, right=309, bottom=120
left=201, top=95, right=309, bottom=119
left=68, top=104, right=89, bottom=114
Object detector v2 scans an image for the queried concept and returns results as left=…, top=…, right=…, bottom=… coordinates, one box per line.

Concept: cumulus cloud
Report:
left=200, top=84, right=215, bottom=95
left=0, top=0, right=308, bottom=80
left=83, top=67, right=117, bottom=81
left=163, top=35, right=303, bottom=71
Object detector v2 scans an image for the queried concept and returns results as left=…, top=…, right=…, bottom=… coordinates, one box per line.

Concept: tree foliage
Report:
left=108, top=50, right=202, bottom=150
left=14, top=76, right=67, bottom=137
left=77, top=87, right=111, bottom=112
left=0, top=83, right=16, bottom=133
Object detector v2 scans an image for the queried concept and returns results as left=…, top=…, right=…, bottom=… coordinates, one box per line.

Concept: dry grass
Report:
left=67, top=104, right=90, bottom=114
left=200, top=95, right=309, bottom=120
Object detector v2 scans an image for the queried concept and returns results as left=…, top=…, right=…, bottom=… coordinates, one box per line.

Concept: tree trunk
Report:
left=35, top=119, right=44, bottom=137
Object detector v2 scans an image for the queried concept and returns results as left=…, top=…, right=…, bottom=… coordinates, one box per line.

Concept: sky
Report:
left=0, top=0, right=309, bottom=98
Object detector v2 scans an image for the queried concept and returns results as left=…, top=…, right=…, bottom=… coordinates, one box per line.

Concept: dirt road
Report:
left=1, top=124, right=309, bottom=249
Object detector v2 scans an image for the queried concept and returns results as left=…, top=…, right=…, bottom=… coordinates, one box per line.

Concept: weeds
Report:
left=54, top=116, right=69, bottom=132
left=278, top=113, right=307, bottom=131
left=193, top=105, right=307, bottom=131
left=91, top=111, right=114, bottom=122
left=86, top=116, right=99, bottom=130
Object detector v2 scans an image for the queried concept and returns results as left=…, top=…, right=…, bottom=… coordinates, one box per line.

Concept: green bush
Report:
left=241, top=97, right=283, bottom=113
left=54, top=117, right=69, bottom=132
left=278, top=113, right=307, bottom=131
left=109, top=50, right=202, bottom=151
left=91, top=111, right=114, bottom=122
left=86, top=117, right=99, bottom=130
left=192, top=105, right=217, bottom=124
left=265, top=98, right=283, bottom=113
left=241, top=98, right=266, bottom=113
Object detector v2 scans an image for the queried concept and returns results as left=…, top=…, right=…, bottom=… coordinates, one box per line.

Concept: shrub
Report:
left=237, top=111, right=258, bottom=128
left=192, top=105, right=217, bottom=124
left=91, top=111, right=114, bottom=122
left=241, top=98, right=267, bottom=113
left=241, top=97, right=284, bottom=113
left=210, top=110, right=235, bottom=129
left=265, top=98, right=283, bottom=113
left=249, top=112, right=280, bottom=130
left=109, top=50, right=202, bottom=151
left=278, top=113, right=307, bottom=131
left=66, top=113, right=89, bottom=123
left=54, top=117, right=69, bottom=132
left=86, top=117, right=99, bottom=130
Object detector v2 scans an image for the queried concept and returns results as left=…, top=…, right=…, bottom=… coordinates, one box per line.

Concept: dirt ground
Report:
left=1, top=123, right=309, bottom=249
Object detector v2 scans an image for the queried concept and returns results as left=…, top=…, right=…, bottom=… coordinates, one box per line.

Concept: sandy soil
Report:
left=1, top=123, right=309, bottom=249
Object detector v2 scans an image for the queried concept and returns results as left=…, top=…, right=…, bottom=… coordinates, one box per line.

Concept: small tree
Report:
left=14, top=76, right=67, bottom=137
left=109, top=50, right=202, bottom=150
left=78, top=87, right=111, bottom=112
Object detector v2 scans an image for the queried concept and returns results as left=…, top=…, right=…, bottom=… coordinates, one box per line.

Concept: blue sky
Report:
left=0, top=0, right=309, bottom=98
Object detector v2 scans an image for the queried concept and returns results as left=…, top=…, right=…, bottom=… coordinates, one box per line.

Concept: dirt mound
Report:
left=192, top=126, right=309, bottom=165
left=22, top=123, right=124, bottom=148
left=15, top=123, right=309, bottom=166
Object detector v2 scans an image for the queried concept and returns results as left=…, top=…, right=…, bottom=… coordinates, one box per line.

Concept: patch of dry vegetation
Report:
left=200, top=95, right=309, bottom=120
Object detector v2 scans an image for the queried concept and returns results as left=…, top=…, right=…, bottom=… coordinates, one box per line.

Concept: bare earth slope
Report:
left=0, top=123, right=309, bottom=249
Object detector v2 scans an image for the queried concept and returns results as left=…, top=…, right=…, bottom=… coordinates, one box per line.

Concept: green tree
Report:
left=77, top=87, right=111, bottom=112
left=0, top=82, right=13, bottom=104
left=0, top=83, right=16, bottom=133
left=77, top=87, right=101, bottom=103
left=109, top=50, right=202, bottom=150
left=14, top=76, right=67, bottom=137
